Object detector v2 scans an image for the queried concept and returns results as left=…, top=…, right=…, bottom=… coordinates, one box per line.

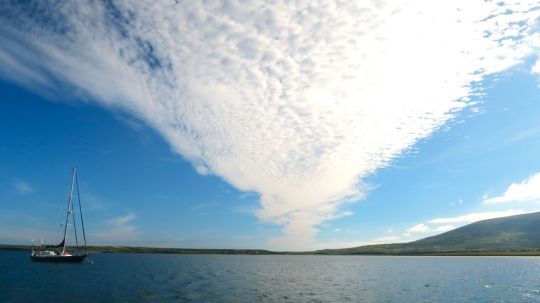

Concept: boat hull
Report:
left=30, top=254, right=87, bottom=263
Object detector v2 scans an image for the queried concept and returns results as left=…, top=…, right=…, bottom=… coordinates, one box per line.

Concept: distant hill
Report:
left=316, top=211, right=540, bottom=255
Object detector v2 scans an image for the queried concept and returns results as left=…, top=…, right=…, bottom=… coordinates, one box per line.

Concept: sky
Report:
left=0, top=0, right=540, bottom=251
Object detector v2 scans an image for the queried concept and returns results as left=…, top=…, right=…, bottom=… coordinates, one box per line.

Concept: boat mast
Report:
left=75, top=171, right=88, bottom=252
left=62, top=167, right=76, bottom=254
left=71, top=194, right=80, bottom=249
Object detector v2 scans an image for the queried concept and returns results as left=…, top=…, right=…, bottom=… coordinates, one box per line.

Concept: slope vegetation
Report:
left=317, top=212, right=540, bottom=255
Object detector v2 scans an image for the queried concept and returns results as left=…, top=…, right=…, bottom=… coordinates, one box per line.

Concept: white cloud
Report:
left=107, top=213, right=136, bottom=226
left=406, top=223, right=430, bottom=234
left=484, top=172, right=540, bottom=204
left=451, top=198, right=465, bottom=206
left=13, top=180, right=33, bottom=195
left=434, top=225, right=456, bottom=233
left=428, top=209, right=529, bottom=224
left=0, top=1, right=539, bottom=249
left=92, top=213, right=139, bottom=243
left=532, top=59, right=540, bottom=74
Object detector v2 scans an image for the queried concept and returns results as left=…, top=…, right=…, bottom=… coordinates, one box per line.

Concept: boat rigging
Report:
left=30, top=167, right=88, bottom=263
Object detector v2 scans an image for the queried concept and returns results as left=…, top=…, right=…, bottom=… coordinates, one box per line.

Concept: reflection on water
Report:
left=1, top=251, right=540, bottom=302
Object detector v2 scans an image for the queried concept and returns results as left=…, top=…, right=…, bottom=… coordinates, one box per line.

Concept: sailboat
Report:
left=31, top=168, right=88, bottom=262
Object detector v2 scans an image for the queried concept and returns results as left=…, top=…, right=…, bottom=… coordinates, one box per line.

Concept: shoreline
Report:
left=3, top=244, right=540, bottom=256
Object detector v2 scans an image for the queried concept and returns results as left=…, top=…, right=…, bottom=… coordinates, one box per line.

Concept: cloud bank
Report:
left=484, top=172, right=540, bottom=204
left=1, top=1, right=539, bottom=249
left=428, top=209, right=529, bottom=224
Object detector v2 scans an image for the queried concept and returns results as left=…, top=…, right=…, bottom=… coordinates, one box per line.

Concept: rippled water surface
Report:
left=2, top=250, right=540, bottom=302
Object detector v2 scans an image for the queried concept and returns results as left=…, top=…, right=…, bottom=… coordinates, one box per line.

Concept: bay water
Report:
left=1, top=250, right=540, bottom=302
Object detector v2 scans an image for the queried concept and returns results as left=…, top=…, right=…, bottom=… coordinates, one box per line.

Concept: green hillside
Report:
left=316, top=212, right=540, bottom=255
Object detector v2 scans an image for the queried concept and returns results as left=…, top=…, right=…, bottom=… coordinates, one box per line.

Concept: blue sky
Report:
left=0, top=1, right=540, bottom=250
left=0, top=80, right=273, bottom=248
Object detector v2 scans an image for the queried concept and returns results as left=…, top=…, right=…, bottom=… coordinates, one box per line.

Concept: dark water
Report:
left=1, top=250, right=540, bottom=302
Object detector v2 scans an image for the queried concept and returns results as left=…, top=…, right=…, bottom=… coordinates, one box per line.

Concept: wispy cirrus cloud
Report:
left=13, top=180, right=33, bottom=195
left=92, top=212, right=139, bottom=243
left=106, top=213, right=136, bottom=226
left=0, top=1, right=539, bottom=249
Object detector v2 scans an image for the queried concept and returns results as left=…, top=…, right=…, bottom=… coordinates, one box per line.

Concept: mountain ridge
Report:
left=316, top=211, right=540, bottom=255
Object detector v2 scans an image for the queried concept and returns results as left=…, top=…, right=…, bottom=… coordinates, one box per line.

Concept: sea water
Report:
left=1, top=250, right=540, bottom=302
